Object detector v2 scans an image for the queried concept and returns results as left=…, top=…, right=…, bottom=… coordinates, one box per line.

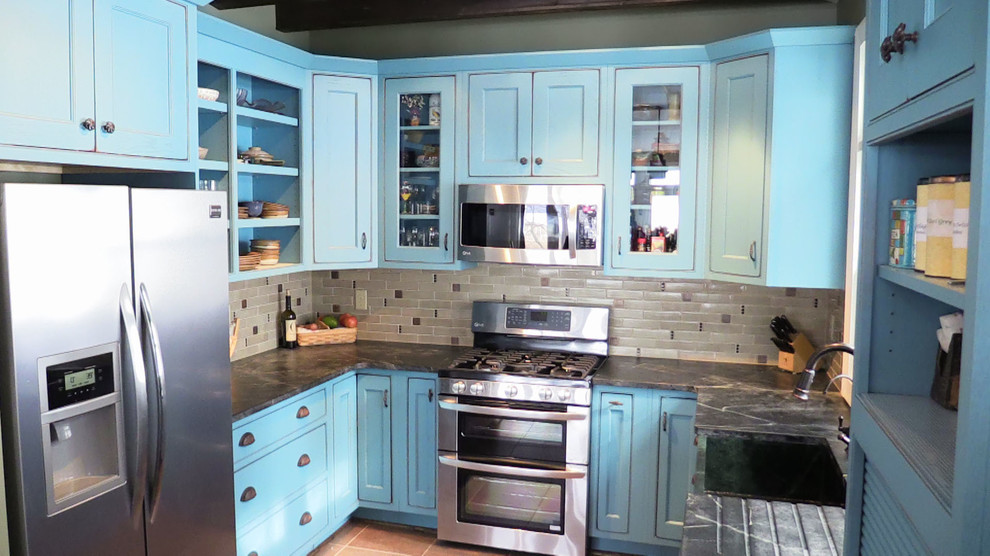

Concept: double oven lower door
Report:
left=437, top=394, right=590, bottom=555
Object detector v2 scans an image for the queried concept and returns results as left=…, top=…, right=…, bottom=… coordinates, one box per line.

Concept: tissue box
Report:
left=931, top=333, right=962, bottom=410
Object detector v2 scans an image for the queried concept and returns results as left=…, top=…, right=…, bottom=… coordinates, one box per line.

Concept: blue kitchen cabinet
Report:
left=382, top=76, right=456, bottom=265
left=708, top=31, right=853, bottom=288
left=655, top=396, right=697, bottom=541
left=404, top=377, right=437, bottom=511
left=357, top=374, right=393, bottom=504
left=468, top=70, right=599, bottom=177
left=0, top=0, right=189, bottom=160
left=312, top=74, right=375, bottom=266
left=331, top=375, right=359, bottom=522
left=590, top=386, right=697, bottom=551
left=608, top=67, right=702, bottom=276
left=93, top=0, right=189, bottom=159
left=865, top=0, right=978, bottom=123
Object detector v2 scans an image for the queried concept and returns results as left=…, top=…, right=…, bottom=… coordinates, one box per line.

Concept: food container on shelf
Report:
left=197, top=87, right=220, bottom=102
left=632, top=151, right=651, bottom=166
left=889, top=199, right=916, bottom=268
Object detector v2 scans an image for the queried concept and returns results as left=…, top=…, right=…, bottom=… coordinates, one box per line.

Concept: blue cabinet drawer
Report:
left=233, top=389, right=327, bottom=464
left=236, top=479, right=330, bottom=556
left=234, top=426, right=328, bottom=529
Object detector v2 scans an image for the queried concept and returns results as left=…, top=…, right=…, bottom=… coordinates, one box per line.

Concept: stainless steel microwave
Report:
left=458, top=184, right=604, bottom=266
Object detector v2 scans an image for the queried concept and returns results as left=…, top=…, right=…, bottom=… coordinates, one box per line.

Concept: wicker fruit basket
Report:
left=297, top=320, right=357, bottom=346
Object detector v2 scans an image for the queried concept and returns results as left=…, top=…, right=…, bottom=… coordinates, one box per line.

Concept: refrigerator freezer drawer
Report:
left=234, top=425, right=328, bottom=530
left=236, top=479, right=329, bottom=556
left=233, top=389, right=328, bottom=465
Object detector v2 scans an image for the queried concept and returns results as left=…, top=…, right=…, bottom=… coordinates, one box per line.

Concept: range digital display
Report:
left=65, top=368, right=97, bottom=390
left=530, top=311, right=548, bottom=322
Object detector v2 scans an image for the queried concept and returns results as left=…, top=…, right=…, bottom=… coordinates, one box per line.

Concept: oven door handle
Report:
left=438, top=399, right=588, bottom=421
left=438, top=454, right=587, bottom=479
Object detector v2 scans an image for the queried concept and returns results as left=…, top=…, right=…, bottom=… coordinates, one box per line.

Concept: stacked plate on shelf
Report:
left=238, top=252, right=261, bottom=271
left=261, top=202, right=290, bottom=218
left=237, top=206, right=250, bottom=219
left=250, top=239, right=281, bottom=265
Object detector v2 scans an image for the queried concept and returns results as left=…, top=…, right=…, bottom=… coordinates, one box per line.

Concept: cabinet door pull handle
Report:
left=297, top=453, right=311, bottom=467
left=428, top=388, right=434, bottom=402
left=361, top=232, right=367, bottom=249
left=102, top=121, right=116, bottom=134
left=248, top=552, right=258, bottom=556
left=617, top=236, right=622, bottom=256
left=662, top=411, right=668, bottom=432
left=519, top=157, right=528, bottom=165
left=749, top=241, right=757, bottom=262
left=881, top=23, right=919, bottom=62
left=240, top=486, right=257, bottom=502
left=238, top=432, right=255, bottom=447
left=81, top=118, right=96, bottom=131
left=535, top=157, right=543, bottom=165
left=296, top=406, right=310, bottom=419
left=443, top=233, right=449, bottom=251
left=608, top=400, right=623, bottom=406
left=383, top=390, right=389, bottom=408
left=299, top=511, right=313, bottom=526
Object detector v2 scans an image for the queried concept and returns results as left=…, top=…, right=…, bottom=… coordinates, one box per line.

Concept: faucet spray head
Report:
left=793, top=368, right=816, bottom=400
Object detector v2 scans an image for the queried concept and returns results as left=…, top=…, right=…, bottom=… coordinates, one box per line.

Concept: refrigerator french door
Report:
left=0, top=183, right=235, bottom=556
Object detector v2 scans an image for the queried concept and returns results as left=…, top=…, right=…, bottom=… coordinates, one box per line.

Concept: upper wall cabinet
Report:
left=312, top=74, right=375, bottom=266
left=468, top=70, right=600, bottom=178
left=708, top=40, right=853, bottom=289
left=608, top=67, right=701, bottom=276
left=0, top=0, right=189, bottom=160
left=865, top=0, right=978, bottom=123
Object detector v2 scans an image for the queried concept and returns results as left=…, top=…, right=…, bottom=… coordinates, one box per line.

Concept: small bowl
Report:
left=240, top=201, right=264, bottom=217
left=198, top=147, right=209, bottom=160
left=197, top=88, right=221, bottom=102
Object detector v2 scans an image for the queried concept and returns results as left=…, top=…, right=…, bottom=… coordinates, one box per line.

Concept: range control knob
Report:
left=469, top=383, right=485, bottom=396
left=451, top=381, right=466, bottom=394
left=539, top=388, right=553, bottom=401
left=506, top=385, right=519, bottom=397
left=557, top=389, right=572, bottom=401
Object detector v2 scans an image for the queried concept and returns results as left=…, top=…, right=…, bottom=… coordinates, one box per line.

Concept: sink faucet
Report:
left=793, top=342, right=854, bottom=400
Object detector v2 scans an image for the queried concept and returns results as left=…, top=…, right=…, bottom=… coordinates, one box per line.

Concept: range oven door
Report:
left=458, top=183, right=603, bottom=266
left=437, top=454, right=587, bottom=555
left=437, top=396, right=589, bottom=466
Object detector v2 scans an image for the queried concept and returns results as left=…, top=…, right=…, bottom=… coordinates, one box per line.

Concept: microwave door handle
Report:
left=120, top=284, right=149, bottom=525
left=438, top=454, right=587, bottom=480
left=438, top=399, right=587, bottom=421
left=566, top=204, right=578, bottom=259
left=138, top=284, right=167, bottom=522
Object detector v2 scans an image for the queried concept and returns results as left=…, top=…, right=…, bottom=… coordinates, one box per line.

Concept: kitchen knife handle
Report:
left=239, top=432, right=255, bottom=447
left=240, top=487, right=257, bottom=502
left=296, top=406, right=310, bottom=419
left=300, top=512, right=313, bottom=526
left=297, top=454, right=311, bottom=468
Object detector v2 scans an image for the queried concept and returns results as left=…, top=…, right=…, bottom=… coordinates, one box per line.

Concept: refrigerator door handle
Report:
left=120, top=284, right=149, bottom=523
left=139, top=283, right=167, bottom=521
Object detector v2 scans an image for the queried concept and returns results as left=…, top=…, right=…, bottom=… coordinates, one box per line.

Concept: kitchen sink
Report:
left=703, top=435, right=846, bottom=507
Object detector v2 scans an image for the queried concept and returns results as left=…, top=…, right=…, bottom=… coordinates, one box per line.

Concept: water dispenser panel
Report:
left=45, top=352, right=115, bottom=411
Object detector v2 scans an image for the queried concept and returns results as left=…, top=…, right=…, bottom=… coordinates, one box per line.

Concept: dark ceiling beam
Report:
left=273, top=0, right=802, bottom=32
left=210, top=0, right=275, bottom=10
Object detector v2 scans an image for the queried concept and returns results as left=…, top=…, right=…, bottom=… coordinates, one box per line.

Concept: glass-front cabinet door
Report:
left=384, top=76, right=455, bottom=264
left=608, top=67, right=699, bottom=273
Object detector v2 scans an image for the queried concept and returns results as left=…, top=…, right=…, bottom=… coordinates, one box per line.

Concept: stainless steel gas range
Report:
left=437, top=301, right=609, bottom=556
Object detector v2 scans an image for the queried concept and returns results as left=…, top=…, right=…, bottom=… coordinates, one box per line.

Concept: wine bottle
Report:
left=279, top=290, right=298, bottom=349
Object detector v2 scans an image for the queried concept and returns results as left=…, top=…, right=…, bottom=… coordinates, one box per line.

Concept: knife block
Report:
left=777, top=333, right=816, bottom=374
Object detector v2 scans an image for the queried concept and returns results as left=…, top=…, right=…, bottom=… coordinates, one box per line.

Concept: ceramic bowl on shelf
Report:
left=197, top=87, right=221, bottom=102
left=239, top=201, right=264, bottom=217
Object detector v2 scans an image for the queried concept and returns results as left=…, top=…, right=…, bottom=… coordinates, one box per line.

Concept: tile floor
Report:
left=308, top=519, right=621, bottom=556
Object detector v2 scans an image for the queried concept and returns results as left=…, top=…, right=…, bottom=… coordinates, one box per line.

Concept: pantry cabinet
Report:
left=0, top=0, right=189, bottom=159
left=468, top=70, right=600, bottom=177
left=589, top=386, right=697, bottom=550
left=357, top=374, right=392, bottom=504
left=312, top=75, right=375, bottom=266
left=708, top=37, right=853, bottom=288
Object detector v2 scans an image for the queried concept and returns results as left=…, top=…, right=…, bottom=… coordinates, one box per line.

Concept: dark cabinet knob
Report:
left=297, top=453, right=311, bottom=467
left=238, top=432, right=255, bottom=447
left=81, top=118, right=96, bottom=131
left=248, top=552, right=258, bottom=556
left=535, top=157, right=543, bottom=165
left=881, top=22, right=919, bottom=63
left=240, top=486, right=257, bottom=502
left=299, top=511, right=313, bottom=526
left=296, top=406, right=310, bottom=419
left=102, top=121, right=115, bottom=134
left=361, top=232, right=367, bottom=249
left=519, top=157, right=528, bottom=165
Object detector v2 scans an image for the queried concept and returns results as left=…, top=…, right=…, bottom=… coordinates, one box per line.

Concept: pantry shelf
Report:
left=877, top=265, right=965, bottom=309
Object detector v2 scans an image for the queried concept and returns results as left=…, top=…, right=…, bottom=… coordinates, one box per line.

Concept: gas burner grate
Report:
left=446, top=349, right=604, bottom=380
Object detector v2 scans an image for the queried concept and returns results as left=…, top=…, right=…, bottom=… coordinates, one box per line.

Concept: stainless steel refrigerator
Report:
left=0, top=183, right=236, bottom=555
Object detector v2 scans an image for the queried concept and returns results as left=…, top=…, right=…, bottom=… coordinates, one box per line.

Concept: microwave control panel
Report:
left=505, top=307, right=572, bottom=332
left=577, top=205, right=598, bottom=249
